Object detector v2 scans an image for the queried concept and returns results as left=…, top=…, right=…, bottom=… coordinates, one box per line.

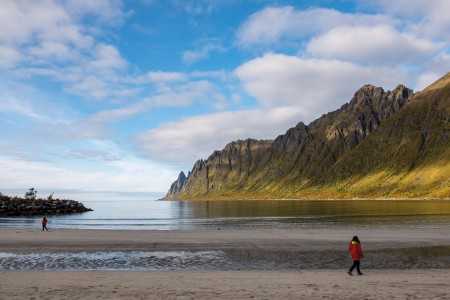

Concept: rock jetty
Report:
left=0, top=195, right=93, bottom=217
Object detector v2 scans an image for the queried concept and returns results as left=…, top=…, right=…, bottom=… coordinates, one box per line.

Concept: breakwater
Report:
left=0, top=196, right=92, bottom=216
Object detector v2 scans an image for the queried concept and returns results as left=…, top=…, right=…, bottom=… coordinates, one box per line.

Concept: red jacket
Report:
left=349, top=241, right=363, bottom=260
left=42, top=218, right=47, bottom=226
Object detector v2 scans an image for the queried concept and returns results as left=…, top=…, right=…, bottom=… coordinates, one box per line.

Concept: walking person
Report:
left=42, top=216, right=48, bottom=231
left=347, top=236, right=363, bottom=275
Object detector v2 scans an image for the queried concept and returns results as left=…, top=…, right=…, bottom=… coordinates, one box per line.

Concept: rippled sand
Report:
left=0, top=251, right=230, bottom=270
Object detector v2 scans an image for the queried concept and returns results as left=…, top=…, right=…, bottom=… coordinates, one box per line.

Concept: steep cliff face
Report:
left=172, top=139, right=272, bottom=198
left=164, top=171, right=187, bottom=199
left=165, top=73, right=449, bottom=199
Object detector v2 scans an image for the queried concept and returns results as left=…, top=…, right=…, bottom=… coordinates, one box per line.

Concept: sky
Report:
left=0, top=0, right=449, bottom=197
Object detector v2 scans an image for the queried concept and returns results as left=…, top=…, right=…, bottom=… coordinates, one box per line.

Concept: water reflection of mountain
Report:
left=178, top=200, right=450, bottom=224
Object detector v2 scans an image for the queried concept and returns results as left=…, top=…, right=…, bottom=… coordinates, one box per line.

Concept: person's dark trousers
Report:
left=349, top=260, right=360, bottom=273
left=42, top=226, right=48, bottom=231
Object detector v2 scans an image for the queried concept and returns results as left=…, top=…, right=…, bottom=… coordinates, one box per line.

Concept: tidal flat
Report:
left=0, top=227, right=449, bottom=299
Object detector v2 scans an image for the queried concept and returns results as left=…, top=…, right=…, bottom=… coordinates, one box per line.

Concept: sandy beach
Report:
left=1, top=269, right=449, bottom=300
left=1, top=227, right=449, bottom=299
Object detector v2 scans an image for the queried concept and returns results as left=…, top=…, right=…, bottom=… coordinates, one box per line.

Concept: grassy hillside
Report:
left=166, top=73, right=450, bottom=200
left=317, top=72, right=450, bottom=198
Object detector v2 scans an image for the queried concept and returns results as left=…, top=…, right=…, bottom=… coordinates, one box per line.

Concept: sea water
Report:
left=1, top=192, right=450, bottom=230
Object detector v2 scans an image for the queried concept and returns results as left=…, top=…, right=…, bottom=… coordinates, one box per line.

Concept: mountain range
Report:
left=164, top=72, right=450, bottom=200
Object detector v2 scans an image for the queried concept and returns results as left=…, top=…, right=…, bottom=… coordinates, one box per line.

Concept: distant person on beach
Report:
left=347, top=236, right=363, bottom=275
left=42, top=216, right=48, bottom=231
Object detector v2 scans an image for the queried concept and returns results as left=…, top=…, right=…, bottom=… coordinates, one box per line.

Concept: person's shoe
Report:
left=357, top=272, right=364, bottom=275
left=347, top=271, right=353, bottom=276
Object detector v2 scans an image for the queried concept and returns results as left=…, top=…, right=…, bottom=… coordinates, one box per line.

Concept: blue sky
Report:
left=0, top=0, right=449, bottom=197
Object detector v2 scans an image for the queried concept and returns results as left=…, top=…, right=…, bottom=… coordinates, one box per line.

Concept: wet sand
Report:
left=1, top=227, right=449, bottom=299
left=2, top=227, right=449, bottom=253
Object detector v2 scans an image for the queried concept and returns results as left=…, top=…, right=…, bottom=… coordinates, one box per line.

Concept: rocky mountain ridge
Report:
left=164, top=73, right=449, bottom=199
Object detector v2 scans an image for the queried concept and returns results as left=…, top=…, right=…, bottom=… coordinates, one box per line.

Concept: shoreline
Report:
left=2, top=226, right=450, bottom=249
left=163, top=197, right=450, bottom=201
left=2, top=227, right=449, bottom=250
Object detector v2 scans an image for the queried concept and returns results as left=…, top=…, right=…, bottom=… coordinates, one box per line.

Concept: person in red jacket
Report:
left=347, top=236, right=363, bottom=275
left=42, top=216, right=48, bottom=231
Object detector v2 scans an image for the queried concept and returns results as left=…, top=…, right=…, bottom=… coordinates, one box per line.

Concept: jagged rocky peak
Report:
left=163, top=171, right=187, bottom=199
left=273, top=122, right=309, bottom=153
left=349, top=84, right=413, bottom=116
left=355, top=84, right=384, bottom=99
left=322, top=84, right=414, bottom=142
left=192, top=159, right=206, bottom=172
left=176, top=171, right=186, bottom=183
left=273, top=84, right=414, bottom=153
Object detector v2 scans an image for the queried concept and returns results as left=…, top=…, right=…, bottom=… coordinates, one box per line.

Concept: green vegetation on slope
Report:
left=319, top=73, right=450, bottom=198
left=165, top=73, right=450, bottom=200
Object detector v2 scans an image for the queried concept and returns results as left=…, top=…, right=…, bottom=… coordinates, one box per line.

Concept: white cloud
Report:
left=306, top=25, right=439, bottom=64
left=374, top=0, right=450, bottom=18
left=0, top=0, right=129, bottom=100
left=236, top=3, right=449, bottom=92
left=90, top=43, right=128, bottom=70
left=236, top=6, right=393, bottom=47
left=69, top=76, right=111, bottom=99
left=0, top=152, right=176, bottom=193
left=72, top=77, right=231, bottom=139
left=237, top=6, right=301, bottom=46
left=0, top=0, right=70, bottom=43
left=0, top=0, right=94, bottom=55
left=234, top=53, right=408, bottom=116
left=0, top=45, right=22, bottom=69
left=182, top=39, right=225, bottom=65
left=65, top=0, right=126, bottom=26
left=157, top=78, right=228, bottom=107
left=28, top=41, right=74, bottom=62
left=135, top=107, right=304, bottom=164
left=362, top=0, right=450, bottom=42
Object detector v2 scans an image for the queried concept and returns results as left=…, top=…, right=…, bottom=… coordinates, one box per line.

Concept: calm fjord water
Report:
left=1, top=198, right=450, bottom=230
